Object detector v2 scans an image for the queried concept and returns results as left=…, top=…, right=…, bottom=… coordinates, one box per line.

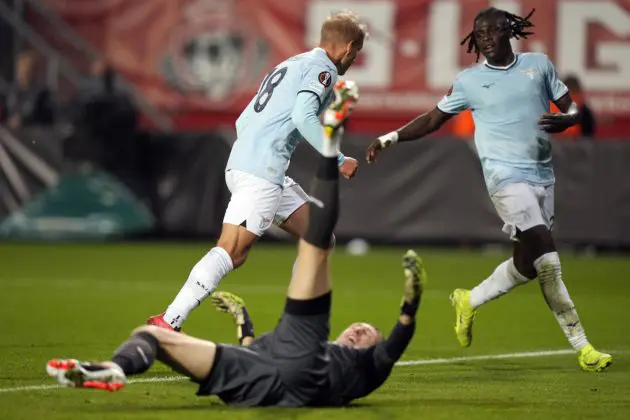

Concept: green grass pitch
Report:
left=0, top=242, right=629, bottom=419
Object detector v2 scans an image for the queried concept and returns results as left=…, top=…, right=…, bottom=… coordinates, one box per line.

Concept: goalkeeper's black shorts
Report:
left=196, top=311, right=330, bottom=407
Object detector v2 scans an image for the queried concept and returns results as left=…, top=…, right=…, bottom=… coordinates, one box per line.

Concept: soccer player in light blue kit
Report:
left=367, top=8, right=611, bottom=372
left=148, top=11, right=367, bottom=331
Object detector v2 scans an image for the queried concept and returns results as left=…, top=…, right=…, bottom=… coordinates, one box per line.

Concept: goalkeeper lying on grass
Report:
left=46, top=145, right=426, bottom=406
left=46, top=250, right=425, bottom=406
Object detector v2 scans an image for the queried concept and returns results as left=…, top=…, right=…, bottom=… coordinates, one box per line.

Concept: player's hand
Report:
left=211, top=291, right=247, bottom=325
left=366, top=139, right=384, bottom=164
left=339, top=156, right=359, bottom=179
left=367, top=133, right=398, bottom=163
left=211, top=291, right=255, bottom=344
left=400, top=250, right=426, bottom=319
left=538, top=112, right=577, bottom=133
left=367, top=131, right=399, bottom=163
left=323, top=80, right=359, bottom=136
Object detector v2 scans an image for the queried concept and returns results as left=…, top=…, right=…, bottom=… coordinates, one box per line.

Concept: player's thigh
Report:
left=539, top=184, right=555, bottom=231
left=223, top=170, right=283, bottom=237
left=288, top=240, right=331, bottom=300
left=132, top=326, right=216, bottom=382
left=196, top=344, right=285, bottom=407
left=275, top=177, right=310, bottom=239
left=491, top=183, right=546, bottom=240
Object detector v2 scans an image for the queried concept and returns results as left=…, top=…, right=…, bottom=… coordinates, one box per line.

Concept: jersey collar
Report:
left=484, top=54, right=518, bottom=71
left=314, top=47, right=337, bottom=69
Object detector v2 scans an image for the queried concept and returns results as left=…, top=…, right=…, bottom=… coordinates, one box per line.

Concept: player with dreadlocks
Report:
left=366, top=7, right=612, bottom=372
left=461, top=8, right=535, bottom=63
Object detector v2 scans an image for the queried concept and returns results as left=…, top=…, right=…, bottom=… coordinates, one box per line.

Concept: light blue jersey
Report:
left=437, top=53, right=569, bottom=195
left=227, top=48, right=338, bottom=185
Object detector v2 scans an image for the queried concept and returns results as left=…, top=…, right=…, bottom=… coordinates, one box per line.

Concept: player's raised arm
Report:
left=366, top=80, right=470, bottom=163
left=363, top=250, right=426, bottom=380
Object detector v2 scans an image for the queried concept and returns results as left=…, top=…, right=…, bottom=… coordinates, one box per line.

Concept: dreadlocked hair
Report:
left=461, top=7, right=535, bottom=62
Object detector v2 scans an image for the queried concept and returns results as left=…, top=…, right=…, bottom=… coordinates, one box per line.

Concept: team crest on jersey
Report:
left=446, top=85, right=453, bottom=96
left=521, top=68, right=537, bottom=80
left=318, top=71, right=332, bottom=87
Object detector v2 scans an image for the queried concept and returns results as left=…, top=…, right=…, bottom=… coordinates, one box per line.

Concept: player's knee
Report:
left=131, top=325, right=179, bottom=346
left=217, top=228, right=255, bottom=268
left=214, top=243, right=249, bottom=268
left=217, top=230, right=238, bottom=255
left=131, top=325, right=160, bottom=337
left=512, top=256, right=537, bottom=280
left=517, top=225, right=556, bottom=264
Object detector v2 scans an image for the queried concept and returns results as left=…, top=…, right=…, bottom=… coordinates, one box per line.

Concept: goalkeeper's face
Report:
left=338, top=39, right=363, bottom=75
left=335, top=322, right=383, bottom=349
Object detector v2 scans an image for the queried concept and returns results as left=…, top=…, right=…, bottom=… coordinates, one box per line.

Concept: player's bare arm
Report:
left=366, top=107, right=453, bottom=163
left=538, top=93, right=581, bottom=134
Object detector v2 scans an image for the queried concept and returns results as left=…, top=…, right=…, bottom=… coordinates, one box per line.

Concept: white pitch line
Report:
left=396, top=349, right=575, bottom=366
left=0, top=375, right=188, bottom=394
left=0, top=384, right=63, bottom=393
left=0, top=349, right=591, bottom=394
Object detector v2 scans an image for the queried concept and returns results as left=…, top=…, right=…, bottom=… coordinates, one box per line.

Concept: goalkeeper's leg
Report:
left=287, top=152, right=339, bottom=302
left=258, top=151, right=340, bottom=405
left=47, top=326, right=218, bottom=391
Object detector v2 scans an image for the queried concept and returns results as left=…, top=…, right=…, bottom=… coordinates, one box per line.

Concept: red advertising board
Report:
left=44, top=0, right=630, bottom=136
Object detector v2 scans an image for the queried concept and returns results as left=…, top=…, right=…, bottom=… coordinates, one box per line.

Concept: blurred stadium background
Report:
left=1, top=1, right=629, bottom=419
left=1, top=0, right=629, bottom=246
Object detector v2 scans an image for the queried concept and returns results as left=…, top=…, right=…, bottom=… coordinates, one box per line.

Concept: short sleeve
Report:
left=543, top=55, right=569, bottom=101
left=299, top=64, right=337, bottom=106
left=437, top=78, right=470, bottom=114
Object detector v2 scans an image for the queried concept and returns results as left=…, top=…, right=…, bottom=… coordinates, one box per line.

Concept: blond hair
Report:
left=320, top=10, right=368, bottom=45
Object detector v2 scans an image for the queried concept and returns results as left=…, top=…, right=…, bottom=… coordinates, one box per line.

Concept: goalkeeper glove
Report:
left=210, top=291, right=255, bottom=345
left=400, top=250, right=427, bottom=318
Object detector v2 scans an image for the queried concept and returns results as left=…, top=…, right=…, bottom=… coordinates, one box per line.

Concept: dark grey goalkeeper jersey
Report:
left=198, top=313, right=415, bottom=407
left=316, top=321, right=416, bottom=406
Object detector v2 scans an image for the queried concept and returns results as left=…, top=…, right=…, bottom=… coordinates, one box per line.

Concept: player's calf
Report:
left=519, top=225, right=609, bottom=368
left=303, top=157, right=340, bottom=250
left=112, top=327, right=160, bottom=375
left=160, top=232, right=237, bottom=330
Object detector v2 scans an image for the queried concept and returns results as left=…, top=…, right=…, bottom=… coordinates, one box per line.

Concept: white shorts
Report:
left=223, top=170, right=310, bottom=236
left=490, top=183, right=555, bottom=241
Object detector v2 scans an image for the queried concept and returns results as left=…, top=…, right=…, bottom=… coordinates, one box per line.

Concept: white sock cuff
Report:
left=533, top=251, right=560, bottom=270
left=212, top=246, right=234, bottom=272
left=507, top=258, right=531, bottom=284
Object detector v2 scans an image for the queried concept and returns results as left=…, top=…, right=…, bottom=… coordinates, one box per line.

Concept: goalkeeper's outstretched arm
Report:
left=361, top=250, right=427, bottom=387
